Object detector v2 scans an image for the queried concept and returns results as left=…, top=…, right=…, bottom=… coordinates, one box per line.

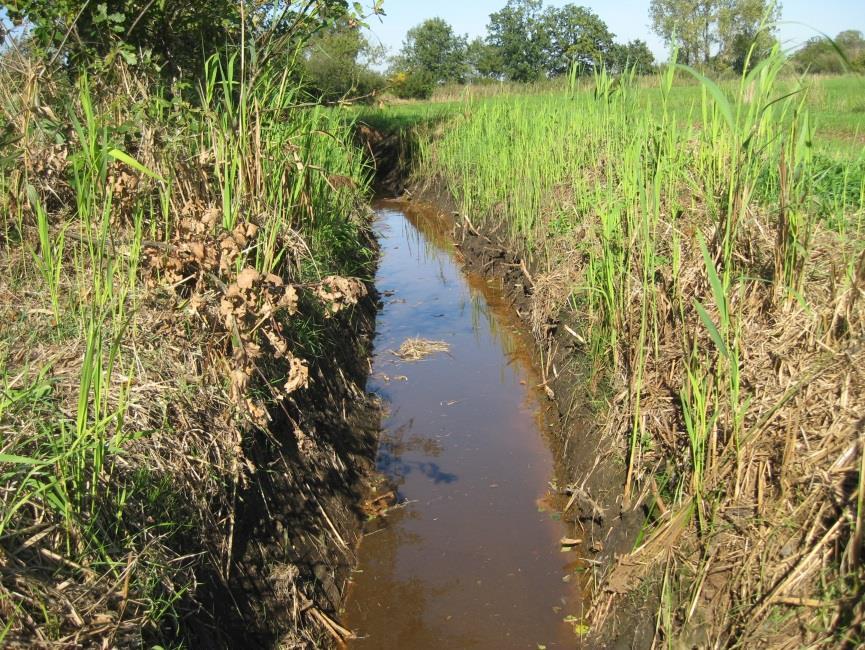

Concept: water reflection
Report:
left=376, top=416, right=458, bottom=488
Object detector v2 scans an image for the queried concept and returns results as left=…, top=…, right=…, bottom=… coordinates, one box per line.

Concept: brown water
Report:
left=342, top=200, right=584, bottom=649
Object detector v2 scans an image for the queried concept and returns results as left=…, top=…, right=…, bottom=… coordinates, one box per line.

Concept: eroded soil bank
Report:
left=189, top=280, right=382, bottom=648
left=342, top=200, right=591, bottom=648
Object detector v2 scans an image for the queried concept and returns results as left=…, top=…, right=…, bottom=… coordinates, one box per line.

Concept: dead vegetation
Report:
left=0, top=42, right=376, bottom=647
left=588, top=215, right=865, bottom=647
left=392, top=337, right=451, bottom=361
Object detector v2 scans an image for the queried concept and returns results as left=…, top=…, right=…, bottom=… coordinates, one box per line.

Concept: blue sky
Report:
left=365, top=0, right=865, bottom=61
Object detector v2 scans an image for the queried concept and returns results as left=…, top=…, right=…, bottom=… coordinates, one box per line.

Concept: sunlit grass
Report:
left=0, top=36, right=373, bottom=643
left=376, top=51, right=865, bottom=646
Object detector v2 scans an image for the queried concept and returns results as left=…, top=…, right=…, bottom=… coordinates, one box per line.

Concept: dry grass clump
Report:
left=393, top=337, right=451, bottom=361
left=0, top=43, right=373, bottom=646
left=590, top=212, right=865, bottom=647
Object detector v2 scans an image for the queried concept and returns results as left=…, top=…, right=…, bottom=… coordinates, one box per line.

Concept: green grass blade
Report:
left=108, top=149, right=166, bottom=183
left=697, top=235, right=728, bottom=324
left=693, top=300, right=729, bottom=359
left=0, top=454, right=48, bottom=466
left=677, top=64, right=735, bottom=132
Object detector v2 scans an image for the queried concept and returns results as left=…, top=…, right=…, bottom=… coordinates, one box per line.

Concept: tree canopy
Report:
left=481, top=0, right=645, bottom=81
left=303, top=20, right=385, bottom=102
left=542, top=4, right=615, bottom=75
left=649, top=0, right=780, bottom=71
left=1, top=0, right=370, bottom=75
left=486, top=0, right=549, bottom=82
left=393, top=17, right=468, bottom=84
left=792, top=30, right=865, bottom=74
left=610, top=39, right=656, bottom=74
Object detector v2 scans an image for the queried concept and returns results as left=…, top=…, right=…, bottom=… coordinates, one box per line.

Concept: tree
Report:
left=389, top=68, right=436, bottom=99
left=304, top=21, right=385, bottom=102
left=836, top=29, right=865, bottom=54
left=1, top=0, right=359, bottom=76
left=650, top=0, right=717, bottom=65
left=792, top=30, right=865, bottom=74
left=611, top=39, right=656, bottom=74
left=542, top=4, right=614, bottom=75
left=466, top=36, right=501, bottom=80
left=486, top=0, right=549, bottom=82
left=649, top=0, right=780, bottom=69
left=835, top=29, right=865, bottom=70
left=392, top=17, right=468, bottom=85
left=716, top=0, right=780, bottom=72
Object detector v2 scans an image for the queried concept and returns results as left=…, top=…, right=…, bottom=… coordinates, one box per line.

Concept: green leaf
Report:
left=119, top=48, right=138, bottom=66
left=677, top=64, right=734, bottom=132
left=694, top=300, right=729, bottom=359
left=697, top=234, right=727, bottom=324
left=108, top=148, right=165, bottom=182
left=0, top=454, right=46, bottom=466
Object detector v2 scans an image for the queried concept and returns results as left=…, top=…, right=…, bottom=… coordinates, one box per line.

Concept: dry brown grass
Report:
left=545, top=206, right=865, bottom=647
left=393, top=337, right=451, bottom=361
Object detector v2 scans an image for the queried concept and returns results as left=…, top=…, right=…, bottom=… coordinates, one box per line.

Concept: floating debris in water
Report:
left=392, top=337, right=450, bottom=361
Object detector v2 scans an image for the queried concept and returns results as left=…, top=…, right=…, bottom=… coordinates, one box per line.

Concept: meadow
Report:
left=361, top=57, right=865, bottom=647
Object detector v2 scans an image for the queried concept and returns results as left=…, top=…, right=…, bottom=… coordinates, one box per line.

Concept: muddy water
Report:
left=343, top=200, right=584, bottom=649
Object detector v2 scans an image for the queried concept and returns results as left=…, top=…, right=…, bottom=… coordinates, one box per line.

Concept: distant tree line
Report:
left=384, top=0, right=792, bottom=99
left=791, top=30, right=865, bottom=74
left=297, top=0, right=864, bottom=102
left=649, top=0, right=781, bottom=73
left=649, top=0, right=864, bottom=75
left=388, top=1, right=656, bottom=98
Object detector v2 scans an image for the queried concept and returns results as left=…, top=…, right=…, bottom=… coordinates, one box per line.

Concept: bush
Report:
left=1, top=0, right=354, bottom=77
left=389, top=68, right=436, bottom=100
left=303, top=22, right=386, bottom=102
left=3, top=0, right=241, bottom=74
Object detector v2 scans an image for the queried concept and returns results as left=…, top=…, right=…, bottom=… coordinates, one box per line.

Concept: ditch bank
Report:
left=0, top=198, right=383, bottom=649
left=185, top=258, right=382, bottom=649
left=360, top=125, right=654, bottom=648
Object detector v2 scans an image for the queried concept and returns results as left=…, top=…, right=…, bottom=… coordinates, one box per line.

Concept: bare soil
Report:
left=183, top=287, right=382, bottom=648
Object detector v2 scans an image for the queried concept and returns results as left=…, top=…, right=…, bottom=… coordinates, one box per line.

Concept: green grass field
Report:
left=363, top=72, right=865, bottom=153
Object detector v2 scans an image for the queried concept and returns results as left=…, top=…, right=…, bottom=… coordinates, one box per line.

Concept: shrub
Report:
left=389, top=68, right=436, bottom=100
